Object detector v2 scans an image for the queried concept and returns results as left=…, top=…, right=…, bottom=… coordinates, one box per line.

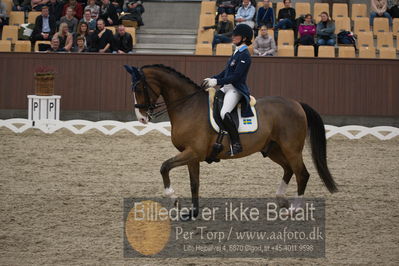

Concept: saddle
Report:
left=205, top=88, right=258, bottom=164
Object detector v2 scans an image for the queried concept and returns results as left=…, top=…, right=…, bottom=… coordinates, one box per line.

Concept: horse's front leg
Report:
left=187, top=161, right=200, bottom=219
left=161, top=148, right=197, bottom=205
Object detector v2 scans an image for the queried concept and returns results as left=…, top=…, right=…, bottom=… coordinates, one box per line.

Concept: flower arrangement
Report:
left=34, top=66, right=56, bottom=96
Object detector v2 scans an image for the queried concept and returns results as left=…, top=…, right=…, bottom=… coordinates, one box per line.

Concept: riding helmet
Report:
left=232, top=24, right=253, bottom=45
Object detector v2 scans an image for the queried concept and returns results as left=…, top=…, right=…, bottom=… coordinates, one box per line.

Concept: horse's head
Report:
left=124, top=65, right=161, bottom=124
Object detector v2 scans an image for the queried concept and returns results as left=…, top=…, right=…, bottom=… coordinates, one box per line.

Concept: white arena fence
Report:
left=0, top=119, right=398, bottom=140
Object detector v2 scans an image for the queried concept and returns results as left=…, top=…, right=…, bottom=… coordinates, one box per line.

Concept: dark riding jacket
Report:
left=212, top=45, right=254, bottom=117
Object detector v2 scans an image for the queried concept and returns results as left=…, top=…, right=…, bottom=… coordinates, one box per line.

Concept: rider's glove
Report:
left=201, top=78, right=217, bottom=89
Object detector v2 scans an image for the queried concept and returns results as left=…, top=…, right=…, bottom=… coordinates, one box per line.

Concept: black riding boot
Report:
left=223, top=112, right=242, bottom=156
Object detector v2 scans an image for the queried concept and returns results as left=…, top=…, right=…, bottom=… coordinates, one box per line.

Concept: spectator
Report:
left=0, top=0, right=7, bottom=29
left=253, top=25, right=276, bottom=56
left=31, top=0, right=49, bottom=11
left=316, top=12, right=336, bottom=46
left=111, top=0, right=123, bottom=13
left=216, top=0, right=238, bottom=15
left=275, top=0, right=296, bottom=31
left=91, top=19, right=113, bottom=52
left=256, top=0, right=275, bottom=29
left=370, top=0, right=393, bottom=28
left=120, top=0, right=144, bottom=26
left=203, top=12, right=234, bottom=49
left=47, top=36, right=66, bottom=52
left=99, top=0, right=118, bottom=26
left=85, top=0, right=100, bottom=20
left=47, top=0, right=63, bottom=21
left=31, top=6, right=56, bottom=44
left=62, top=0, right=83, bottom=20
left=113, top=24, right=133, bottom=53
left=60, top=7, right=78, bottom=33
left=388, top=0, right=399, bottom=18
left=81, top=9, right=97, bottom=31
left=53, top=22, right=73, bottom=51
left=235, top=0, right=256, bottom=28
left=12, top=0, right=31, bottom=11
left=298, top=14, right=316, bottom=45
left=73, top=21, right=91, bottom=48
left=72, top=35, right=88, bottom=52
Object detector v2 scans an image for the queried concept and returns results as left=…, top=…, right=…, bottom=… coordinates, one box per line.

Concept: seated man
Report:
left=60, top=7, right=79, bottom=33
left=90, top=19, right=113, bottom=52
left=203, top=12, right=234, bottom=49
left=370, top=0, right=393, bottom=28
left=235, top=0, right=256, bottom=28
left=31, top=0, right=49, bottom=11
left=99, top=0, right=118, bottom=26
left=216, top=0, right=239, bottom=15
left=47, top=37, right=66, bottom=52
left=12, top=0, right=31, bottom=11
left=31, top=6, right=56, bottom=44
left=120, top=0, right=145, bottom=26
left=62, top=0, right=84, bottom=20
left=113, top=25, right=133, bottom=53
left=256, top=0, right=275, bottom=29
left=80, top=9, right=97, bottom=32
left=274, top=0, right=295, bottom=40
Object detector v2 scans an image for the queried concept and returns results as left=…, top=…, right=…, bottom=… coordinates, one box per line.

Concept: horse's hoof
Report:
left=276, top=196, right=289, bottom=209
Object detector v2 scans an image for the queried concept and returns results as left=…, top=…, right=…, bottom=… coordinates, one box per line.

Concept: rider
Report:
left=202, top=24, right=254, bottom=156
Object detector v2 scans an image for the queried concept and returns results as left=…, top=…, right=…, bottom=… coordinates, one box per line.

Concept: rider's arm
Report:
left=215, top=53, right=250, bottom=85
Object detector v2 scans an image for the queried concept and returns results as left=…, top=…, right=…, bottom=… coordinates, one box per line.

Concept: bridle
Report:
left=131, top=68, right=203, bottom=120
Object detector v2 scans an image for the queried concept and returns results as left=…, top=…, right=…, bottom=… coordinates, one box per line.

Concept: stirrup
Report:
left=227, top=143, right=243, bottom=156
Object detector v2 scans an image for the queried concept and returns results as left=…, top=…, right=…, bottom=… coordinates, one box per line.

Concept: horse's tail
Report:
left=300, top=103, right=338, bottom=193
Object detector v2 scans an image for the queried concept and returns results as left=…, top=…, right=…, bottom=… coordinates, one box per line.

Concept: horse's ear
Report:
left=124, top=65, right=133, bottom=74
left=124, top=65, right=141, bottom=81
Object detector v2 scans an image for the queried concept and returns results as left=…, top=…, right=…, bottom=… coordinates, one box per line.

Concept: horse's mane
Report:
left=141, top=64, right=202, bottom=90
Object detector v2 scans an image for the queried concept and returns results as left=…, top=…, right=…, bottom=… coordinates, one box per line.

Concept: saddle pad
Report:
left=208, top=88, right=258, bottom=134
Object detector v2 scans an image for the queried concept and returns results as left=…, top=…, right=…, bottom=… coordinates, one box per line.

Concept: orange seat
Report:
left=215, top=43, right=233, bottom=55
left=0, top=40, right=12, bottom=52
left=393, top=18, right=399, bottom=39
left=200, top=1, right=216, bottom=15
left=199, top=14, right=215, bottom=28
left=338, top=46, right=355, bottom=58
left=277, top=30, right=294, bottom=46
left=373, top=17, right=389, bottom=35
left=332, top=3, right=348, bottom=19
left=334, top=17, right=351, bottom=35
left=318, top=46, right=335, bottom=57
left=297, top=45, right=314, bottom=57
left=15, top=41, right=32, bottom=52
left=197, top=28, right=215, bottom=44
left=125, top=27, right=136, bottom=45
left=1, top=25, right=19, bottom=43
left=195, top=43, right=212, bottom=55
left=314, top=3, right=329, bottom=23
left=377, top=32, right=394, bottom=49
left=295, top=3, right=311, bottom=18
left=358, top=47, right=376, bottom=58
left=34, top=41, right=51, bottom=52
left=278, top=45, right=294, bottom=56
left=9, top=11, right=25, bottom=26
left=354, top=17, right=370, bottom=35
left=379, top=47, right=396, bottom=59
left=28, top=12, right=41, bottom=24
left=351, top=4, right=367, bottom=20
left=357, top=32, right=374, bottom=48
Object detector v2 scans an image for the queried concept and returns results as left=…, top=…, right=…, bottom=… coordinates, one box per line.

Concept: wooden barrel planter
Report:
left=34, top=73, right=55, bottom=96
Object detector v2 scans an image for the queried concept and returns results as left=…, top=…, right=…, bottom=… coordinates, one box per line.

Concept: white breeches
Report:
left=220, top=84, right=242, bottom=120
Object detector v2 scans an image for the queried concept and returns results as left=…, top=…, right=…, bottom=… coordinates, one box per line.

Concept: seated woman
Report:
left=370, top=0, right=393, bottom=28
left=73, top=22, right=91, bottom=50
left=202, top=12, right=234, bottom=49
left=52, top=22, right=73, bottom=51
left=316, top=12, right=336, bottom=46
left=298, top=14, right=316, bottom=45
left=253, top=25, right=276, bottom=56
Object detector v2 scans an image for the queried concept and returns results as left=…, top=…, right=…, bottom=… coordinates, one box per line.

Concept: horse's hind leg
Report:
left=187, top=161, right=200, bottom=218
left=265, top=143, right=294, bottom=208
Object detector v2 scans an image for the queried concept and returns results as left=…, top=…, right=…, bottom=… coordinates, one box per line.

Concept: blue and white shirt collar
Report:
left=234, top=44, right=248, bottom=54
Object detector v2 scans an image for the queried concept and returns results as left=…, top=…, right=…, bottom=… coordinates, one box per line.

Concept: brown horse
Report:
left=124, top=64, right=337, bottom=219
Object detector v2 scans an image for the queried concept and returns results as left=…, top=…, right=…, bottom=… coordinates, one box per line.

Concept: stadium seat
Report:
left=314, top=3, right=329, bottom=23
left=358, top=47, right=376, bottom=58
left=276, top=2, right=284, bottom=17
left=9, top=11, right=24, bottom=26
left=334, top=17, right=351, bottom=34
left=0, top=40, right=12, bottom=52
left=195, top=43, right=212, bottom=55
left=297, top=45, right=314, bottom=57
left=105, top=26, right=116, bottom=34
left=197, top=28, right=214, bottom=44
left=125, top=27, right=136, bottom=45
left=14, top=40, right=32, bottom=52
left=277, top=30, right=294, bottom=46
left=3, top=0, right=12, bottom=15
left=278, top=45, right=294, bottom=56
left=122, top=20, right=138, bottom=28
left=377, top=32, right=394, bottom=49
left=338, top=46, right=355, bottom=58
left=268, top=29, right=274, bottom=39
left=379, top=47, right=396, bottom=58
left=248, top=45, right=254, bottom=55
left=318, top=46, right=335, bottom=57
left=34, top=41, right=51, bottom=52
left=393, top=19, right=399, bottom=39
left=257, top=2, right=263, bottom=9
left=28, top=12, right=41, bottom=24
left=351, top=4, right=367, bottom=20
left=1, top=25, right=19, bottom=43
left=295, top=2, right=310, bottom=18
left=373, top=17, right=389, bottom=35
left=357, top=32, right=374, bottom=48
left=215, top=43, right=232, bottom=55
left=199, top=14, right=215, bottom=28
left=200, top=1, right=216, bottom=15
left=332, top=3, right=348, bottom=19
left=354, top=17, right=370, bottom=35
